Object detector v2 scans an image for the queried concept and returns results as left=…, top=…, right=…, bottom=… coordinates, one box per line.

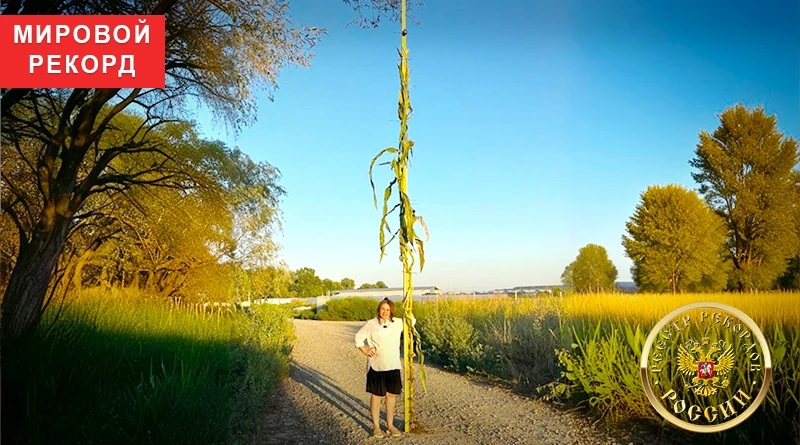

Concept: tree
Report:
left=321, top=278, right=344, bottom=295
left=340, top=277, right=356, bottom=289
left=358, top=280, right=388, bottom=289
left=1, top=0, right=408, bottom=340
left=689, top=104, right=800, bottom=290
left=343, top=0, right=423, bottom=28
left=561, top=244, right=618, bottom=293
left=622, top=184, right=729, bottom=293
left=251, top=264, right=295, bottom=298
left=291, top=267, right=324, bottom=297
left=778, top=171, right=800, bottom=290
left=0, top=1, right=317, bottom=340
left=2, top=117, right=283, bottom=306
left=777, top=258, right=800, bottom=290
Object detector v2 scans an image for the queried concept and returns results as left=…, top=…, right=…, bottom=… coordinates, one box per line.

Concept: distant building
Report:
left=330, top=286, right=440, bottom=301
left=495, top=285, right=560, bottom=295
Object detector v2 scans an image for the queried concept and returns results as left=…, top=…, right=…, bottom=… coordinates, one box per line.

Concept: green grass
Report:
left=413, top=295, right=800, bottom=445
left=2, top=289, right=294, bottom=445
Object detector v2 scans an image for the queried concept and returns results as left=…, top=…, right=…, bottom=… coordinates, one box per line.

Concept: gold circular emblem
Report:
left=640, top=302, right=772, bottom=433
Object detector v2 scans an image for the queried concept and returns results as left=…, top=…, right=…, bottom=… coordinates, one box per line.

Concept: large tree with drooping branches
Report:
left=1, top=0, right=410, bottom=341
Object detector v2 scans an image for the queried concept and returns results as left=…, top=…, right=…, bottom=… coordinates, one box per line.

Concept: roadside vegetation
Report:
left=312, top=293, right=798, bottom=445
left=2, top=289, right=294, bottom=445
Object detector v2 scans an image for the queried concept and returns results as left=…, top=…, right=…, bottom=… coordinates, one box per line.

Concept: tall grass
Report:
left=2, top=288, right=294, bottom=445
left=560, top=291, right=800, bottom=326
left=414, top=293, right=800, bottom=445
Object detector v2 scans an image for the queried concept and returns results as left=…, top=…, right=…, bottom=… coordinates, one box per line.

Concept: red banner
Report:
left=0, top=15, right=165, bottom=88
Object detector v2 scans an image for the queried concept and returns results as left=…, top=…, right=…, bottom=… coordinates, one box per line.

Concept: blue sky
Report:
left=195, top=0, right=800, bottom=292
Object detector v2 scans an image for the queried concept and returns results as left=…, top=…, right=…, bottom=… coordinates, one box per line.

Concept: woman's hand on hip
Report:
left=359, top=346, right=377, bottom=357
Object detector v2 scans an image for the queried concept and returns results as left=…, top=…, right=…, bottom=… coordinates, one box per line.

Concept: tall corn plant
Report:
left=368, top=0, right=428, bottom=433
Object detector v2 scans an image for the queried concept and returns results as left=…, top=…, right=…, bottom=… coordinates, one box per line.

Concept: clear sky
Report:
left=195, top=0, right=800, bottom=292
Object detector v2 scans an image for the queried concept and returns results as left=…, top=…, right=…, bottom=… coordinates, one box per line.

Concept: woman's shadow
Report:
left=290, top=363, right=376, bottom=432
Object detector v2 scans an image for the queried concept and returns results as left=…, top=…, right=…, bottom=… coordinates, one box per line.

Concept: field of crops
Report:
left=413, top=292, right=800, bottom=445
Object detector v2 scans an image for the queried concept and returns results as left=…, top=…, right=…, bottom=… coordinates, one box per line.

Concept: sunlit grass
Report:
left=3, top=288, right=294, bottom=445
left=414, top=292, right=800, bottom=444
left=559, top=291, right=800, bottom=327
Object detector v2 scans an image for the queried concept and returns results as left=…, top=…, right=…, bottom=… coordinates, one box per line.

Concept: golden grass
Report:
left=425, top=292, right=800, bottom=327
left=416, top=292, right=800, bottom=442
left=559, top=291, right=800, bottom=326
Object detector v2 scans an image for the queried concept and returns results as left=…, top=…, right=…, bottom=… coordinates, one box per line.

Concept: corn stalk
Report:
left=368, top=0, right=428, bottom=433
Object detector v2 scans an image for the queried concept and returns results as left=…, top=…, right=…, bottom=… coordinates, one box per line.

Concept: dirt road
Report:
left=254, top=319, right=663, bottom=445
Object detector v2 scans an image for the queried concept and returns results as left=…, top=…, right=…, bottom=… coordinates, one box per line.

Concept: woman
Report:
left=354, top=298, right=407, bottom=438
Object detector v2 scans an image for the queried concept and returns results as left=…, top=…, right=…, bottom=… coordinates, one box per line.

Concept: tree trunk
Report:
left=1, top=217, right=71, bottom=341
left=100, top=266, right=110, bottom=289
left=72, top=259, right=85, bottom=292
left=145, top=269, right=155, bottom=290
left=131, top=269, right=140, bottom=289
left=0, top=253, right=11, bottom=287
left=71, top=239, right=103, bottom=292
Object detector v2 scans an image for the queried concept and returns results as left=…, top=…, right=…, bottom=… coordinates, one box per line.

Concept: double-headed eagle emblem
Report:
left=677, top=337, right=735, bottom=397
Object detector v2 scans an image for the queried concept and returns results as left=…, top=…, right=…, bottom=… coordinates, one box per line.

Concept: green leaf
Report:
left=414, top=237, right=425, bottom=271
left=772, top=344, right=786, bottom=365
left=369, top=147, right=398, bottom=208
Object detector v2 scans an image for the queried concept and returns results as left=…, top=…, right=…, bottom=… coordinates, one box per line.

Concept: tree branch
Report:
left=0, top=198, right=29, bottom=249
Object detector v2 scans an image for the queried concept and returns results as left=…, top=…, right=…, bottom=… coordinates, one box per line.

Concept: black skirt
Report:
left=366, top=367, right=402, bottom=396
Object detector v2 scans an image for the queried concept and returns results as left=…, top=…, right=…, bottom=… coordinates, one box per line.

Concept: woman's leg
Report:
left=385, top=392, right=401, bottom=434
left=370, top=394, right=383, bottom=433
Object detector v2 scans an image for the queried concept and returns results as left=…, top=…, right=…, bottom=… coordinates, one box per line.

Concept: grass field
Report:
left=6, top=290, right=795, bottom=444
left=414, top=292, right=800, bottom=445
left=2, top=289, right=295, bottom=445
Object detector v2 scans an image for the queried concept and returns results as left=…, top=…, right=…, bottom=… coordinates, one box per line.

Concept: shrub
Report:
left=416, top=300, right=485, bottom=373
left=317, top=297, right=405, bottom=321
left=294, top=308, right=319, bottom=319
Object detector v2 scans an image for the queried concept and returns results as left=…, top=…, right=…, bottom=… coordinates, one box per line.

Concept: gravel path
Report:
left=254, top=320, right=675, bottom=445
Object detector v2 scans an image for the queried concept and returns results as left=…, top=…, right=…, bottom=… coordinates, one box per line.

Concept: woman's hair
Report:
left=377, top=298, right=394, bottom=322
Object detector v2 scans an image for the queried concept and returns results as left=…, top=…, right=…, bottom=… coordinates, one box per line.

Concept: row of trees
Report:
left=287, top=266, right=387, bottom=298
left=1, top=117, right=287, bottom=303
left=562, top=105, right=800, bottom=293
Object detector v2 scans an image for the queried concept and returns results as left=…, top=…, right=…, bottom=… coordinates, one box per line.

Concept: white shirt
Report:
left=354, top=317, right=405, bottom=372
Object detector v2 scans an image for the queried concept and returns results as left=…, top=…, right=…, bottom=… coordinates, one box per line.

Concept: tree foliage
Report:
left=622, top=184, right=729, bottom=293
left=358, top=280, right=389, bottom=289
left=0, top=0, right=402, bottom=340
left=1, top=117, right=285, bottom=305
left=342, top=0, right=423, bottom=28
left=290, top=267, right=324, bottom=297
left=779, top=172, right=800, bottom=290
left=689, top=104, right=800, bottom=290
left=288, top=268, right=372, bottom=297
left=340, top=277, right=356, bottom=290
left=561, top=244, right=618, bottom=293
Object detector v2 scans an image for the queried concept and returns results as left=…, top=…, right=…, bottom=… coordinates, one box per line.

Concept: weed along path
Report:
left=254, top=319, right=663, bottom=445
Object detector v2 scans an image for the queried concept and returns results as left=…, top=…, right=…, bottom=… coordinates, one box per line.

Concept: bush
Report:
left=416, top=300, right=485, bottom=373
left=544, top=320, right=655, bottom=421
left=294, top=308, right=319, bottom=319
left=317, top=297, right=404, bottom=321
